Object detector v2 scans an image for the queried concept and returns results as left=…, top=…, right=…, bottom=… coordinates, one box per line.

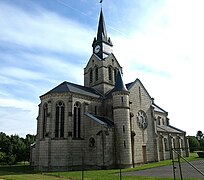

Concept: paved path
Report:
left=123, top=160, right=204, bottom=179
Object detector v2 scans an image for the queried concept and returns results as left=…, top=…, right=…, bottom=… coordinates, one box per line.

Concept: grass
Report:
left=0, top=153, right=202, bottom=180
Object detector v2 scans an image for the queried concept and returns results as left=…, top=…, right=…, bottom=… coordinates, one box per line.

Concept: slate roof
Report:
left=85, top=112, right=114, bottom=127
left=42, top=81, right=102, bottom=98
left=105, top=71, right=128, bottom=98
left=95, top=115, right=114, bottom=126
left=126, top=82, right=134, bottom=90
left=152, top=103, right=167, bottom=114
left=157, top=125, right=184, bottom=134
left=97, top=9, right=112, bottom=46
left=112, top=70, right=128, bottom=92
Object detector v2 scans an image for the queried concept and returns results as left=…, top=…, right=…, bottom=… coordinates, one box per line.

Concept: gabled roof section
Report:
left=157, top=125, right=185, bottom=134
left=104, top=53, right=122, bottom=68
left=152, top=103, right=168, bottom=114
left=42, top=81, right=102, bottom=98
left=126, top=78, right=151, bottom=99
left=85, top=112, right=114, bottom=127
left=84, top=53, right=101, bottom=70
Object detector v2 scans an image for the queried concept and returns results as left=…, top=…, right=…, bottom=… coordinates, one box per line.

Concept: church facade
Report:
left=31, top=10, right=189, bottom=171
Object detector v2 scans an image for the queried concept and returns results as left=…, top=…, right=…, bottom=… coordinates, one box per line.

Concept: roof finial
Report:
left=99, top=0, right=103, bottom=9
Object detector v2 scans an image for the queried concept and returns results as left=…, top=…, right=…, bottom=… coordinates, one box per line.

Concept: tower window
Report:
left=90, top=69, right=93, bottom=83
left=121, top=96, right=123, bottom=103
left=55, top=101, right=65, bottom=138
left=123, top=125, right=125, bottom=133
left=114, top=68, right=117, bottom=82
left=95, top=67, right=99, bottom=81
left=124, top=141, right=126, bottom=148
left=42, top=103, right=48, bottom=138
left=108, top=66, right=112, bottom=81
left=73, top=102, right=81, bottom=138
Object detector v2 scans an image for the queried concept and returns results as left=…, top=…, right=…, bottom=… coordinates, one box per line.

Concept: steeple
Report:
left=92, top=9, right=113, bottom=60
left=113, top=70, right=128, bottom=92
left=84, top=8, right=123, bottom=95
left=97, top=10, right=110, bottom=45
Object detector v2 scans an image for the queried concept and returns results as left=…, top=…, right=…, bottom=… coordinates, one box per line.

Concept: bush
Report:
left=200, top=139, right=204, bottom=151
left=187, top=136, right=200, bottom=152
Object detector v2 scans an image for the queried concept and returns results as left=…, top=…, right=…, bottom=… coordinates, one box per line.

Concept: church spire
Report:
left=97, top=10, right=108, bottom=44
left=92, top=9, right=113, bottom=60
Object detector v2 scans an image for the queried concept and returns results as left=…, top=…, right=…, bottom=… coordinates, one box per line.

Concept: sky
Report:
left=0, top=0, right=204, bottom=137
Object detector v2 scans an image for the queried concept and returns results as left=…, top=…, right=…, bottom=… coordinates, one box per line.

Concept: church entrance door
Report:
left=142, top=145, right=147, bottom=163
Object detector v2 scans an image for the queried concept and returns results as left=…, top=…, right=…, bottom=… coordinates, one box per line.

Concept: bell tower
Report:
left=84, top=9, right=122, bottom=95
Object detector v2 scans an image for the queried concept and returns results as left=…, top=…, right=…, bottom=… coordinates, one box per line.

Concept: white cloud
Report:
left=110, top=0, right=204, bottom=135
left=0, top=0, right=204, bottom=136
left=0, top=2, right=94, bottom=55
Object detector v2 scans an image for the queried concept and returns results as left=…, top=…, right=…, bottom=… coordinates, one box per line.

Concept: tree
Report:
left=0, top=132, right=12, bottom=155
left=0, top=132, right=36, bottom=164
left=187, top=136, right=200, bottom=152
left=196, top=130, right=203, bottom=142
left=24, top=134, right=36, bottom=161
left=200, top=139, right=204, bottom=151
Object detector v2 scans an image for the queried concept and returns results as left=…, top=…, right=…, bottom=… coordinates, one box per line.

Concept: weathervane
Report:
left=99, top=0, right=103, bottom=8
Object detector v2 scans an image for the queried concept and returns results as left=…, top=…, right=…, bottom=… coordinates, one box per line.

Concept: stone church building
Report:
left=31, top=9, right=189, bottom=171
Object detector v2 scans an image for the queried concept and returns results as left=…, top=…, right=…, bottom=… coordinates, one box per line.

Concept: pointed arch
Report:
left=90, top=69, right=93, bottom=84
left=73, top=102, right=81, bottom=138
left=42, top=103, right=48, bottom=138
left=95, top=66, right=99, bottom=81
left=55, top=101, right=65, bottom=138
left=108, top=66, right=112, bottom=81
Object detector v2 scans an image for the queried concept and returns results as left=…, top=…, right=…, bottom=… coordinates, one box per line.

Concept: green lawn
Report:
left=0, top=153, right=201, bottom=180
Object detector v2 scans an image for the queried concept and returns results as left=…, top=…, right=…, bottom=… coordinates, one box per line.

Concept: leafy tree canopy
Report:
left=0, top=132, right=36, bottom=165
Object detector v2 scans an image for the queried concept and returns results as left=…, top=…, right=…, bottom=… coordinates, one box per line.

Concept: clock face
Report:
left=94, top=45, right=101, bottom=53
left=136, top=110, right=148, bottom=129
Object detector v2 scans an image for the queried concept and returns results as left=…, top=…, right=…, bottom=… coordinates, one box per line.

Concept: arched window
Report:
left=164, top=138, right=169, bottom=151
left=108, top=66, right=112, bottom=81
left=114, top=68, right=117, bottom=82
left=73, top=102, right=81, bottom=138
left=42, top=103, right=48, bottom=138
left=95, top=67, right=99, bottom=81
left=89, top=137, right=95, bottom=147
left=55, top=101, right=65, bottom=138
left=90, top=69, right=93, bottom=83
left=181, top=139, right=184, bottom=148
left=157, top=116, right=161, bottom=125
left=173, top=138, right=176, bottom=148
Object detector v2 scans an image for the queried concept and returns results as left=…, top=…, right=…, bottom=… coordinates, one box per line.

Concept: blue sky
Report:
left=1, top=0, right=204, bottom=137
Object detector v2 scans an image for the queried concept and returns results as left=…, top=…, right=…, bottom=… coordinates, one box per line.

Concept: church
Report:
left=31, top=9, right=189, bottom=171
